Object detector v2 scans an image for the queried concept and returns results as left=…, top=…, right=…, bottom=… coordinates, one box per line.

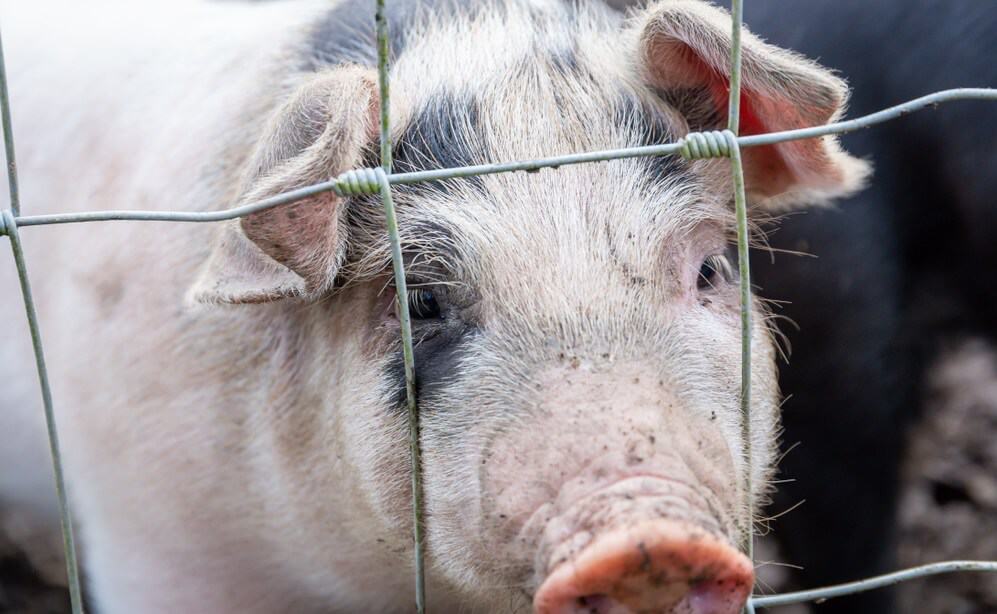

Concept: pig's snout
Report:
left=533, top=520, right=752, bottom=614
left=480, top=363, right=752, bottom=612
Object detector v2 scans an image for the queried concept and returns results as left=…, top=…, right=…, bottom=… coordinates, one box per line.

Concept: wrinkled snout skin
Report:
left=0, top=0, right=867, bottom=613
left=485, top=363, right=756, bottom=613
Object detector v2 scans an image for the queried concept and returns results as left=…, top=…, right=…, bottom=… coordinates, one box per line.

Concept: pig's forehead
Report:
left=348, top=145, right=730, bottom=298
left=389, top=0, right=631, bottom=99
left=398, top=163, right=724, bottom=261
left=335, top=1, right=736, bottom=283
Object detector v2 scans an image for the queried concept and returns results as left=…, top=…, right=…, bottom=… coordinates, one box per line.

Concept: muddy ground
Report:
left=3, top=338, right=996, bottom=613
left=758, top=338, right=997, bottom=614
left=895, top=339, right=997, bottom=613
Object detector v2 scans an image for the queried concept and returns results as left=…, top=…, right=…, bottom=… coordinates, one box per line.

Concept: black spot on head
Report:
left=303, top=0, right=381, bottom=70
left=396, top=92, right=486, bottom=190
left=353, top=91, right=488, bottom=198
left=340, top=91, right=484, bottom=290
left=547, top=44, right=581, bottom=77
left=383, top=324, right=478, bottom=412
left=614, top=92, right=690, bottom=186
left=303, top=0, right=485, bottom=71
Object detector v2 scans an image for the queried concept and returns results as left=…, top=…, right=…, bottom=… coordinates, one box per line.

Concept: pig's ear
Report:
left=636, top=0, right=869, bottom=208
left=188, top=66, right=377, bottom=305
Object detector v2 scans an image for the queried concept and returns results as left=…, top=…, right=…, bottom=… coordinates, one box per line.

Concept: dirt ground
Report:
left=0, top=530, right=69, bottom=614
left=894, top=339, right=997, bottom=613
left=757, top=337, right=997, bottom=614
left=3, top=338, right=997, bottom=613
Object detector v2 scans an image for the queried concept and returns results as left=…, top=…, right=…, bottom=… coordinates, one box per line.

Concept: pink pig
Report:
left=0, top=1, right=866, bottom=612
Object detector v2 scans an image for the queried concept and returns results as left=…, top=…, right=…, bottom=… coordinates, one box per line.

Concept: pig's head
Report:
left=190, top=1, right=867, bottom=612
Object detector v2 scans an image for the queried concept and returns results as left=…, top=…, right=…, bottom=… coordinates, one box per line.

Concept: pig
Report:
left=0, top=0, right=867, bottom=612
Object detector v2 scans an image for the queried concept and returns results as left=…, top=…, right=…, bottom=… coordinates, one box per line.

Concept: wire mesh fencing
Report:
left=1, top=1, right=996, bottom=613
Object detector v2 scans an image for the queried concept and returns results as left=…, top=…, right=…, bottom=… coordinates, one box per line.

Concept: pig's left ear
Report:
left=188, top=66, right=377, bottom=305
left=636, top=0, right=869, bottom=208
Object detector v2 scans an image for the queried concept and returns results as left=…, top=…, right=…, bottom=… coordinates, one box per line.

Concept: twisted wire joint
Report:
left=679, top=130, right=738, bottom=160
left=0, top=208, right=12, bottom=236
left=332, top=167, right=388, bottom=197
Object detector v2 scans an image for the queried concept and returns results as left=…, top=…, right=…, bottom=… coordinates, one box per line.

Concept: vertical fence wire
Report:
left=0, top=28, right=18, bottom=217
left=374, top=2, right=426, bottom=612
left=1, top=212, right=84, bottom=613
left=726, top=0, right=753, bottom=563
left=724, top=2, right=755, bottom=612
left=0, top=22, right=84, bottom=614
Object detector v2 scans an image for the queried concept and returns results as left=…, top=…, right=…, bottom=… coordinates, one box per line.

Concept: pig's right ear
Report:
left=187, top=66, right=377, bottom=305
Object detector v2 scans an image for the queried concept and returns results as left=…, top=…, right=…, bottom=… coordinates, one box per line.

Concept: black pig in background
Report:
left=742, top=1, right=995, bottom=612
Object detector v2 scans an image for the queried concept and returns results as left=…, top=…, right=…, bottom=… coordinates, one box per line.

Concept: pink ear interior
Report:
left=649, top=37, right=846, bottom=199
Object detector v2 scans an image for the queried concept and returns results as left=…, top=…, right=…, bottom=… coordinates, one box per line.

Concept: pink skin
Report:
left=480, top=361, right=751, bottom=613
left=534, top=520, right=753, bottom=614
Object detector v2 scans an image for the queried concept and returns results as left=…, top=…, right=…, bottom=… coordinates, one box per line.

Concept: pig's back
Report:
left=0, top=0, right=329, bottom=530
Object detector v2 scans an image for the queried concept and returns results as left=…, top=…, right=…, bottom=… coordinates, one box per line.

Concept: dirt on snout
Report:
left=4, top=337, right=997, bottom=613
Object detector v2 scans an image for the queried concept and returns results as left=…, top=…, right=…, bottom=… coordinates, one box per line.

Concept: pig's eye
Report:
left=697, top=254, right=735, bottom=291
left=404, top=288, right=443, bottom=321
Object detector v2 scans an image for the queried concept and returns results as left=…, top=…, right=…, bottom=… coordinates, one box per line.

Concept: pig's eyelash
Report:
left=395, top=287, right=445, bottom=322
left=697, top=253, right=736, bottom=290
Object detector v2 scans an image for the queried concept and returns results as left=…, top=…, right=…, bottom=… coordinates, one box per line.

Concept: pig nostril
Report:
left=534, top=520, right=753, bottom=614
left=575, top=594, right=625, bottom=614
left=688, top=580, right=732, bottom=612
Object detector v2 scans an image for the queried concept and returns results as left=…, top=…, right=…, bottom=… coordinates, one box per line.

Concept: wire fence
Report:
left=1, top=1, right=996, bottom=613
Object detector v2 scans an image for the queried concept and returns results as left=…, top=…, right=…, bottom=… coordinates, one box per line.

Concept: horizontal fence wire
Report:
left=6, top=88, right=996, bottom=229
left=1, top=0, right=996, bottom=611
left=751, top=561, right=997, bottom=608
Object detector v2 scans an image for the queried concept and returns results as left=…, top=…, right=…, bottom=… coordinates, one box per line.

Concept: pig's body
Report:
left=0, top=2, right=400, bottom=611
left=0, top=1, right=867, bottom=612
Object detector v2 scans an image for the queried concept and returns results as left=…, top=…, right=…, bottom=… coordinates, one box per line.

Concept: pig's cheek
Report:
left=348, top=369, right=416, bottom=534
left=694, top=281, right=741, bottom=313
left=334, top=289, right=422, bottom=535
left=477, top=425, right=542, bottom=540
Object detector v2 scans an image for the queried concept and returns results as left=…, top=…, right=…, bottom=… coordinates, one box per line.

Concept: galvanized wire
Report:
left=751, top=561, right=997, bottom=608
left=376, top=0, right=393, bottom=174
left=1, top=213, right=84, bottom=614
left=724, top=2, right=753, bottom=610
left=374, top=167, right=426, bottom=614
left=727, top=0, right=744, bottom=136
left=0, top=28, right=18, bottom=218
left=724, top=0, right=754, bottom=567
left=374, top=2, right=426, bottom=611
left=0, top=20, right=84, bottom=613
left=10, top=88, right=997, bottom=230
